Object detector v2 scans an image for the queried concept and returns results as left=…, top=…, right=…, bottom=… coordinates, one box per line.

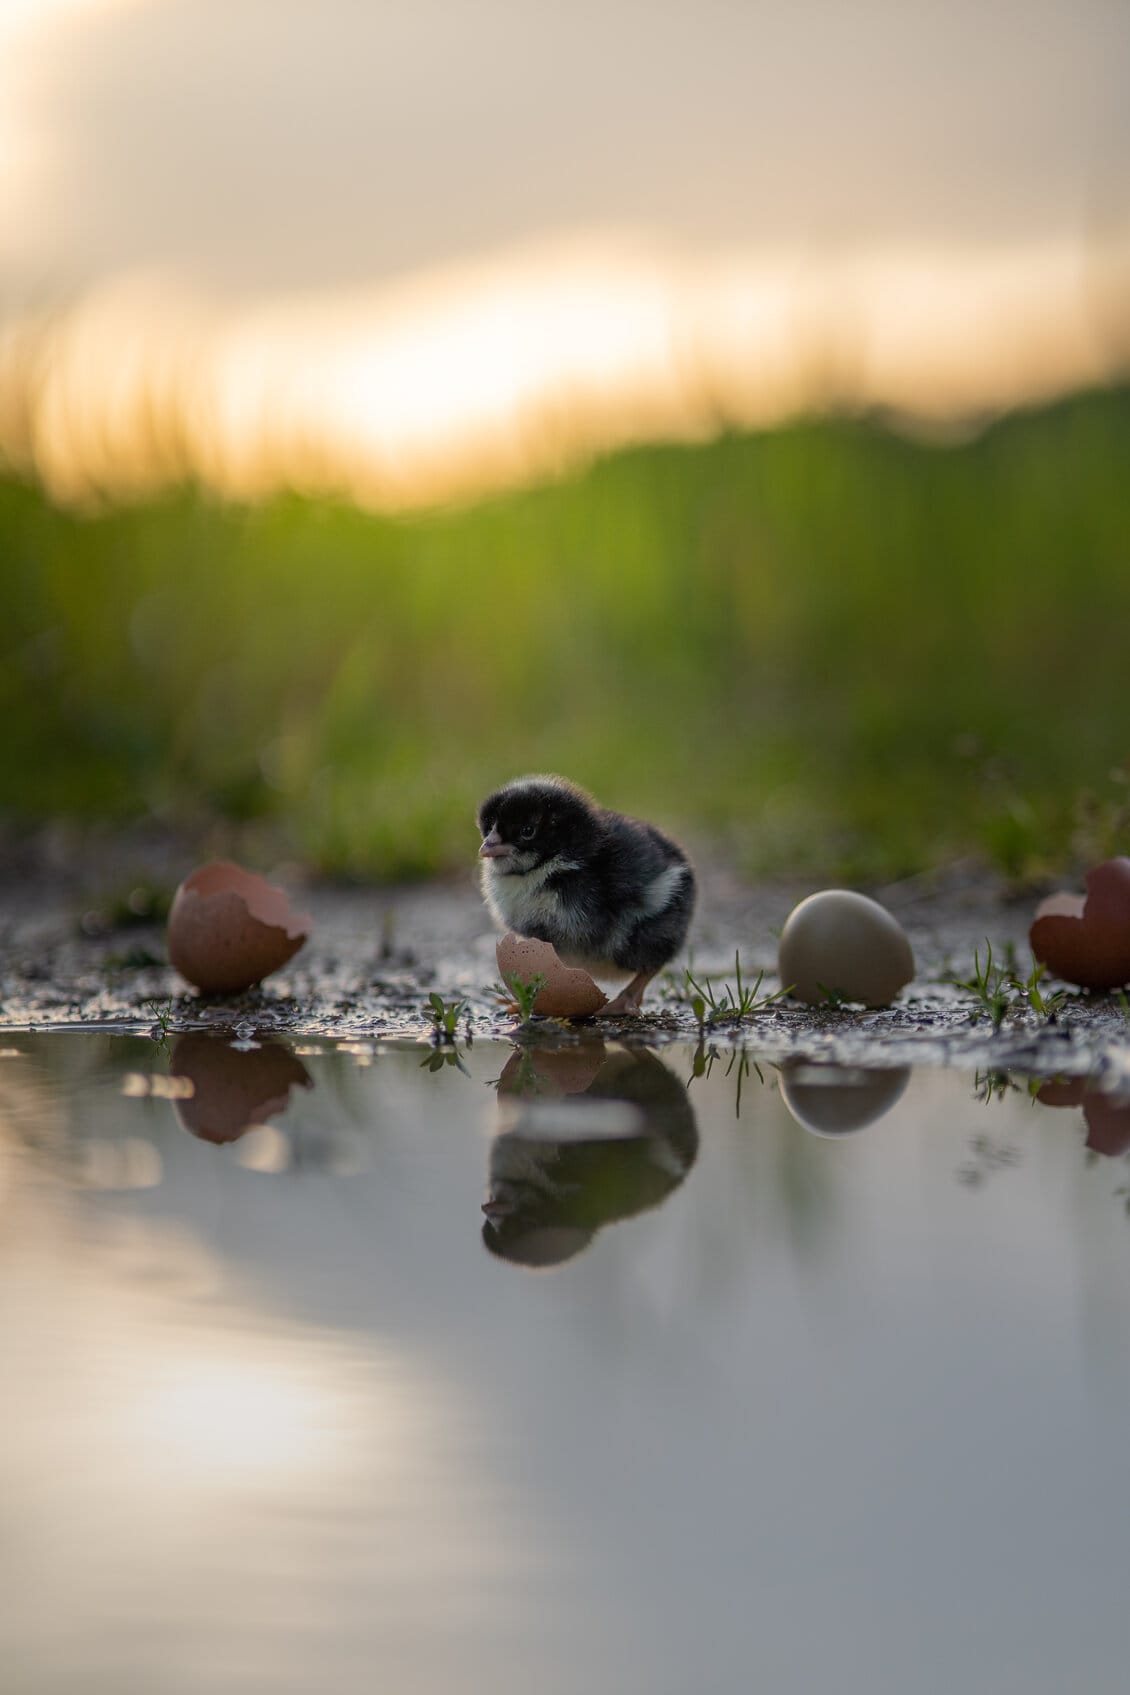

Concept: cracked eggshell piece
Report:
left=496, top=933, right=608, bottom=1018
left=167, top=860, right=312, bottom=993
left=1029, top=857, right=1130, bottom=990
left=777, top=889, right=915, bottom=1007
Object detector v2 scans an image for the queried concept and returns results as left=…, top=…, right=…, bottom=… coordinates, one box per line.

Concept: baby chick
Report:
left=477, top=774, right=695, bottom=1014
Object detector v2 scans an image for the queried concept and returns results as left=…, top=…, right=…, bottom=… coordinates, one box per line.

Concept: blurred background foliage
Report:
left=3, top=383, right=1129, bottom=885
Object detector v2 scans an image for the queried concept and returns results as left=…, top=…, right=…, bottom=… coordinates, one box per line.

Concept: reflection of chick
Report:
left=477, top=774, right=695, bottom=1014
left=482, top=1047, right=698, bottom=1269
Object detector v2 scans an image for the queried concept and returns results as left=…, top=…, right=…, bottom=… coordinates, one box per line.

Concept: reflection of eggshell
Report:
left=1029, top=857, right=1130, bottom=990
left=496, top=934, right=607, bottom=1018
left=1035, top=1078, right=1085, bottom=1110
left=167, top=860, right=312, bottom=993
left=498, top=1044, right=610, bottom=1097
left=778, top=890, right=915, bottom=1007
left=780, top=1064, right=910, bottom=1135
left=1036, top=1076, right=1130, bottom=1158
left=170, top=1033, right=312, bottom=1143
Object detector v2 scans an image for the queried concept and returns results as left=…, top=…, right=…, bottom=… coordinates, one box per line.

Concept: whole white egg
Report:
left=777, top=889, right=914, bottom=1007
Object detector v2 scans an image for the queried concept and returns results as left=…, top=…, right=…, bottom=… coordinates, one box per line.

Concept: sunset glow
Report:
left=1, top=233, right=1124, bottom=509
left=1, top=0, right=1126, bottom=508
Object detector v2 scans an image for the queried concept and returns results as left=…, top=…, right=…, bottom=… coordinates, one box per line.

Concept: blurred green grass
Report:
left=2, top=387, right=1128, bottom=883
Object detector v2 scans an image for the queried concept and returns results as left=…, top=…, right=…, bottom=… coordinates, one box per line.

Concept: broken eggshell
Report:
left=777, top=889, right=915, bottom=1008
left=496, top=933, right=608, bottom=1019
left=167, top=860, right=312, bottom=993
left=1029, top=857, right=1130, bottom=990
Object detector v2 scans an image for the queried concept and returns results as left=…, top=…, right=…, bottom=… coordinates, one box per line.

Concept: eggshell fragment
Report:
left=167, top=860, right=312, bottom=993
left=779, top=1063, right=910, bottom=1136
left=777, top=889, right=915, bottom=1007
left=496, top=933, right=608, bottom=1018
left=169, top=1033, right=312, bottom=1143
left=1029, top=857, right=1130, bottom=990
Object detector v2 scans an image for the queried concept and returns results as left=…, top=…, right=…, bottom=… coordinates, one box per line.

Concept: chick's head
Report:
left=477, top=775, right=602, bottom=873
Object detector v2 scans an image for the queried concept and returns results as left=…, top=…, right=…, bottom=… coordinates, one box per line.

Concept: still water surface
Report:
left=2, top=1033, right=1130, bottom=1694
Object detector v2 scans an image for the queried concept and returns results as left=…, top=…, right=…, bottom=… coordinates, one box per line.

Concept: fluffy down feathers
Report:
left=477, top=774, right=695, bottom=1009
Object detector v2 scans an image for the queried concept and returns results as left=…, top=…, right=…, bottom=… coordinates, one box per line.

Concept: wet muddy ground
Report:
left=2, top=846, right=1128, bottom=1086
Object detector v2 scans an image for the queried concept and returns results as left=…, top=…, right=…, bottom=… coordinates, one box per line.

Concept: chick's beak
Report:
left=479, top=827, right=512, bottom=860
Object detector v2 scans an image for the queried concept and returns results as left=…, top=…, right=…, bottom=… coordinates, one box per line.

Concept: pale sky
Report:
left=5, top=0, right=1128, bottom=295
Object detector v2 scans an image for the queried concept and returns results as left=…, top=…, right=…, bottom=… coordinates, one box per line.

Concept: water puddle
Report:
left=3, top=1032, right=1130, bottom=1693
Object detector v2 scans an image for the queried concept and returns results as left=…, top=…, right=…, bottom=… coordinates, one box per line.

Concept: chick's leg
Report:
left=599, top=970, right=655, bottom=1017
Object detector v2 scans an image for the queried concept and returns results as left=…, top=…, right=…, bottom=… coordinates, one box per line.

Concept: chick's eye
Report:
left=519, top=822, right=537, bottom=842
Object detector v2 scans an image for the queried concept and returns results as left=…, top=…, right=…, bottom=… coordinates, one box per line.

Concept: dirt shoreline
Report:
left=2, top=840, right=1128, bottom=1086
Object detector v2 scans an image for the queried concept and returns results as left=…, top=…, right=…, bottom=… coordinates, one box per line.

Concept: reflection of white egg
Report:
left=778, top=889, right=915, bottom=1007
left=779, top=1064, right=910, bottom=1136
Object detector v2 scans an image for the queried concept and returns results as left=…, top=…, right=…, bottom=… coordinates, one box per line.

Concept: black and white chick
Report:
left=477, top=774, right=695, bottom=1014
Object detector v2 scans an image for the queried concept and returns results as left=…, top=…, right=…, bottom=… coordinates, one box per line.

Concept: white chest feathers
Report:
left=481, top=856, right=688, bottom=959
left=480, top=854, right=584, bottom=943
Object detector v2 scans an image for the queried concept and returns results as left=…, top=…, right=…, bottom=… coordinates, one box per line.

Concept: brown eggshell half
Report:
left=167, top=860, right=312, bottom=993
left=496, top=933, right=608, bottom=1018
left=170, top=1033, right=313, bottom=1143
left=1029, top=857, right=1130, bottom=990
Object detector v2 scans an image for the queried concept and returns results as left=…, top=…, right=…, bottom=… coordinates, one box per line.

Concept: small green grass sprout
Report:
left=1020, top=962, right=1067, bottom=1020
left=491, top=971, right=548, bottom=1023
left=425, top=991, right=466, bottom=1043
left=948, top=941, right=1015, bottom=1031
left=948, top=942, right=1067, bottom=1031
left=679, top=952, right=791, bottom=1027
left=145, top=996, right=175, bottom=1040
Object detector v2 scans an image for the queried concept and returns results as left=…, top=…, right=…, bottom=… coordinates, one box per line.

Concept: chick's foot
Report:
left=598, top=971, right=655, bottom=1017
